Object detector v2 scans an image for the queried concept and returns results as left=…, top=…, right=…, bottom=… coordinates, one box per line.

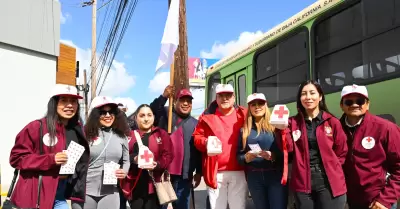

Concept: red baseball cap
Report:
left=176, top=89, right=193, bottom=100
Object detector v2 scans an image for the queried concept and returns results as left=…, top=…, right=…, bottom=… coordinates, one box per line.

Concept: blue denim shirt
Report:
left=236, top=127, right=283, bottom=169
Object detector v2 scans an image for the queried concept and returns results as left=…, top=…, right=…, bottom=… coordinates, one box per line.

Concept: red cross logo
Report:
left=366, top=137, right=372, bottom=143
left=352, top=85, right=357, bottom=89
left=140, top=150, right=153, bottom=163
left=274, top=106, right=289, bottom=119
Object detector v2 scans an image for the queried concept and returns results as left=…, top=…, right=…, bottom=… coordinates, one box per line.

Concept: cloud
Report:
left=114, top=97, right=137, bottom=115
left=200, top=31, right=264, bottom=59
left=60, top=12, right=71, bottom=24
left=148, top=72, right=170, bottom=93
left=60, top=40, right=136, bottom=118
left=123, top=54, right=132, bottom=59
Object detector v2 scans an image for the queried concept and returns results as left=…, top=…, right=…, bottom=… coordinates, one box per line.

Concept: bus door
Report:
left=224, top=68, right=248, bottom=107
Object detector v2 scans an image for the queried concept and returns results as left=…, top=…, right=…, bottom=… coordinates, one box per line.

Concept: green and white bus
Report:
left=205, top=0, right=400, bottom=125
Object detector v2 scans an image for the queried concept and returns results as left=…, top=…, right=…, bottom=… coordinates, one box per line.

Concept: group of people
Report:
left=6, top=80, right=400, bottom=209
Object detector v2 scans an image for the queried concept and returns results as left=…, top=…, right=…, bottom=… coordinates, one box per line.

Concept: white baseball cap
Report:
left=90, top=96, right=117, bottom=110
left=341, top=84, right=369, bottom=99
left=216, top=84, right=234, bottom=94
left=50, top=84, right=83, bottom=99
left=247, top=93, right=267, bottom=104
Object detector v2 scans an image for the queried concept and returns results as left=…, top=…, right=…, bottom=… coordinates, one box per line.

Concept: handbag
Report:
left=2, top=120, right=44, bottom=209
left=148, top=170, right=177, bottom=205
left=133, top=130, right=177, bottom=205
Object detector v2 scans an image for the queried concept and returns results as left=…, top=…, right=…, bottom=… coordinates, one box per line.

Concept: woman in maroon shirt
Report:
left=120, top=104, right=173, bottom=209
left=275, top=80, right=348, bottom=209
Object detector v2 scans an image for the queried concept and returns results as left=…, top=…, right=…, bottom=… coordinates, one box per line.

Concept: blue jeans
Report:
left=53, top=180, right=69, bottom=209
left=247, top=170, right=288, bottom=209
left=162, top=175, right=191, bottom=209
left=391, top=202, right=398, bottom=209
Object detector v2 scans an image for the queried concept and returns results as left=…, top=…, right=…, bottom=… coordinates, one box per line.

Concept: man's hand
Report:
left=193, top=173, right=202, bottom=188
left=162, top=85, right=175, bottom=98
left=370, top=201, right=388, bottom=209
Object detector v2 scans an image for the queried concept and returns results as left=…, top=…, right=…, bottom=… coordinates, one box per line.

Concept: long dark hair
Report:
left=46, top=96, right=81, bottom=146
left=84, top=104, right=130, bottom=140
left=296, top=80, right=330, bottom=116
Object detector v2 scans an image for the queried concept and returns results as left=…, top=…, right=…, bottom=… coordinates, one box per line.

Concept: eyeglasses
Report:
left=100, top=109, right=117, bottom=116
left=343, top=98, right=366, bottom=106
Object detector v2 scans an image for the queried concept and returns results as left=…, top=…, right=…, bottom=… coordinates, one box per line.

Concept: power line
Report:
left=98, top=0, right=139, bottom=94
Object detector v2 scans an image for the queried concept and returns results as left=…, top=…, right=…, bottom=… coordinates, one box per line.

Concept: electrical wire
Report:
left=97, top=0, right=139, bottom=94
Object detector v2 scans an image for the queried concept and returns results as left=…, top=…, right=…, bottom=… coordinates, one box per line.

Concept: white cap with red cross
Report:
left=216, top=84, right=234, bottom=94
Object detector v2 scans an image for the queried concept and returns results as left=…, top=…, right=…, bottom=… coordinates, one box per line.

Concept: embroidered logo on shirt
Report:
left=156, top=137, right=162, bottom=144
left=325, top=126, right=333, bottom=136
left=361, top=136, right=375, bottom=150
left=43, top=133, right=58, bottom=147
left=91, top=137, right=102, bottom=146
left=292, top=130, right=301, bottom=142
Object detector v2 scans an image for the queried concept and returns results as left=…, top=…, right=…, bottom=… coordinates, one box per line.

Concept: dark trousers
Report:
left=294, top=165, right=346, bottom=209
left=247, top=170, right=288, bottom=209
left=129, top=193, right=160, bottom=209
left=162, top=175, right=192, bottom=209
left=119, top=186, right=127, bottom=209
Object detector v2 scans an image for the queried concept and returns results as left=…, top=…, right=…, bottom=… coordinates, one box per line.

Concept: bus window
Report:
left=227, top=80, right=234, bottom=89
left=315, top=1, right=400, bottom=92
left=364, top=0, right=399, bottom=36
left=255, top=29, right=308, bottom=105
left=207, top=72, right=221, bottom=106
left=238, top=74, right=246, bottom=106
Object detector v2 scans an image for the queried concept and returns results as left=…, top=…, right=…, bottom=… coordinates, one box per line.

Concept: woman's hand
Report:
left=144, top=162, right=158, bottom=171
left=259, top=151, right=272, bottom=161
left=115, top=169, right=126, bottom=179
left=55, top=152, right=68, bottom=165
left=244, top=152, right=258, bottom=163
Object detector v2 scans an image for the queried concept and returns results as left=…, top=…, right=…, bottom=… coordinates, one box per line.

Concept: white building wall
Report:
left=0, top=43, right=57, bottom=193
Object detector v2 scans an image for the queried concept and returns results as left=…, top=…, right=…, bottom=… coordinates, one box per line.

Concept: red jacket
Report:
left=193, top=101, right=247, bottom=189
left=120, top=127, right=174, bottom=200
left=9, top=118, right=90, bottom=209
left=275, top=111, right=348, bottom=197
left=341, top=112, right=400, bottom=208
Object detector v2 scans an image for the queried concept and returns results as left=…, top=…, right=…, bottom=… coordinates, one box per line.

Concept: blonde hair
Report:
left=241, top=103, right=275, bottom=150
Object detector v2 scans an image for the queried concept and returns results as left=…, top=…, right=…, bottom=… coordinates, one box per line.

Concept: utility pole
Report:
left=83, top=70, right=89, bottom=119
left=168, top=0, right=189, bottom=92
left=90, top=0, right=97, bottom=101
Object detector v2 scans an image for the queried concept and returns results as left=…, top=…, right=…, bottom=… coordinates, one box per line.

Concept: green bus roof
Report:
left=206, top=0, right=344, bottom=76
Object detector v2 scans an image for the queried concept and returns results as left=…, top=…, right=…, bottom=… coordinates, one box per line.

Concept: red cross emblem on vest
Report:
left=274, top=106, right=289, bottom=119
left=366, top=137, right=372, bottom=142
left=140, top=150, right=153, bottom=163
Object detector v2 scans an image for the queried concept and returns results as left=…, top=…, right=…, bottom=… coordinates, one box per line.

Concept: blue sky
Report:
left=59, top=0, right=316, bottom=115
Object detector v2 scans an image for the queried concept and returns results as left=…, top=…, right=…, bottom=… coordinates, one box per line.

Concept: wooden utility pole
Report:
left=167, top=0, right=189, bottom=133
left=90, top=0, right=97, bottom=101
left=83, top=70, right=89, bottom=119
left=168, top=0, right=189, bottom=92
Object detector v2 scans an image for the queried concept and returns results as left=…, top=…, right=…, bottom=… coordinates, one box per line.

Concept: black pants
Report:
left=129, top=193, right=160, bottom=209
left=294, top=165, right=347, bottom=209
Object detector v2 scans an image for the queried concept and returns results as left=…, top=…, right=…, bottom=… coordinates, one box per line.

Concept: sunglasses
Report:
left=250, top=101, right=266, bottom=107
left=343, top=98, right=366, bottom=106
left=99, top=109, right=117, bottom=116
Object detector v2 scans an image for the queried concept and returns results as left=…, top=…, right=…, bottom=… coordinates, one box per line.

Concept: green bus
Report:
left=205, top=0, right=400, bottom=125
